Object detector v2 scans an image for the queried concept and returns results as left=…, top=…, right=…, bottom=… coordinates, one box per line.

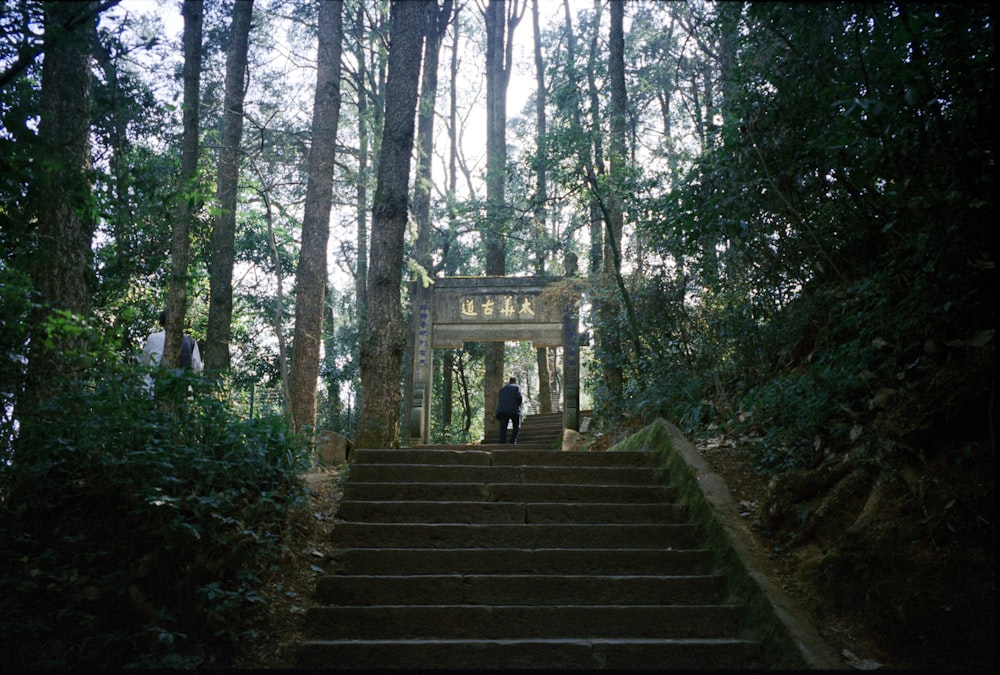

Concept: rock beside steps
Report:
left=296, top=447, right=765, bottom=670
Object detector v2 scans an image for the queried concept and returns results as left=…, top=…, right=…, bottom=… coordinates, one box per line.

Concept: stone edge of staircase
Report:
left=614, top=418, right=846, bottom=670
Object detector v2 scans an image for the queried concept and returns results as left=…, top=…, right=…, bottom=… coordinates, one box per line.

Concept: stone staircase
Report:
left=482, top=411, right=571, bottom=448
left=296, top=445, right=767, bottom=670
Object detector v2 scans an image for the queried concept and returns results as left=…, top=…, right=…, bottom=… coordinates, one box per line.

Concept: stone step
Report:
left=324, top=547, right=715, bottom=576
left=297, top=637, right=761, bottom=670
left=493, top=421, right=565, bottom=433
left=341, top=481, right=678, bottom=503
left=328, top=522, right=701, bottom=549
left=297, top=444, right=766, bottom=670
left=352, top=444, right=656, bottom=467
left=357, top=448, right=659, bottom=467
left=494, top=421, right=564, bottom=429
left=492, top=417, right=565, bottom=429
left=493, top=412, right=565, bottom=424
left=335, top=500, right=688, bottom=524
left=487, top=419, right=563, bottom=429
left=314, top=573, right=727, bottom=605
left=305, top=604, right=745, bottom=639
left=346, top=463, right=665, bottom=485
left=483, top=412, right=567, bottom=446
left=482, top=431, right=564, bottom=446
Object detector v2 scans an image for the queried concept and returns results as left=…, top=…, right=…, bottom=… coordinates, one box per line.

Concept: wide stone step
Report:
left=357, top=448, right=658, bottom=467
left=329, top=522, right=700, bottom=548
left=496, top=421, right=565, bottom=432
left=297, top=443, right=770, bottom=670
left=486, top=423, right=564, bottom=435
left=325, top=547, right=715, bottom=575
left=341, top=481, right=678, bottom=503
left=346, top=463, right=664, bottom=485
left=482, top=432, right=564, bottom=447
left=314, top=574, right=728, bottom=605
left=305, top=604, right=744, bottom=639
left=297, top=637, right=761, bottom=670
left=335, top=500, right=688, bottom=524
left=482, top=413, right=568, bottom=443
left=493, top=420, right=564, bottom=427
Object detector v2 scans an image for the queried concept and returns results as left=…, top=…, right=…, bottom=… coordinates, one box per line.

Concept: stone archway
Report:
left=409, top=276, right=580, bottom=445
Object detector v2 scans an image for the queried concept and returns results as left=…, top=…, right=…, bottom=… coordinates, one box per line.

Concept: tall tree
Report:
left=553, top=0, right=601, bottom=276
left=598, top=0, right=628, bottom=399
left=203, top=0, right=254, bottom=372
left=481, top=0, right=523, bottom=432
left=289, top=0, right=344, bottom=434
left=440, top=7, right=464, bottom=438
left=405, top=0, right=453, bottom=439
left=355, top=0, right=428, bottom=449
left=18, top=1, right=99, bottom=452
left=163, top=0, right=203, bottom=368
left=583, top=0, right=606, bottom=277
left=531, top=0, right=552, bottom=414
left=26, top=2, right=97, bottom=321
left=351, top=2, right=370, bottom=343
left=412, top=0, right=453, bottom=273
left=606, top=0, right=626, bottom=280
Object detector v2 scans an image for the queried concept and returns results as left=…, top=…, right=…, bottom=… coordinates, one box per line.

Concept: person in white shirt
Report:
left=141, top=311, right=203, bottom=386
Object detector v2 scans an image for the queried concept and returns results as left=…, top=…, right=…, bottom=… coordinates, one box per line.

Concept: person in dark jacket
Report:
left=495, top=377, right=523, bottom=444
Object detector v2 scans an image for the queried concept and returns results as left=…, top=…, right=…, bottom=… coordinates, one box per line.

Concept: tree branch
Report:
left=0, top=0, right=121, bottom=91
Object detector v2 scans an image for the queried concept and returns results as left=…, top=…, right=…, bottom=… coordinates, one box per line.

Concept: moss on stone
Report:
left=608, top=418, right=840, bottom=669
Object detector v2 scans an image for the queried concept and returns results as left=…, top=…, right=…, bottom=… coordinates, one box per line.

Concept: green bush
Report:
left=0, top=360, right=310, bottom=668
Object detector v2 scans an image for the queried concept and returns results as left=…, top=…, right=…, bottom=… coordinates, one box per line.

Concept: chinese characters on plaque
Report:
left=416, top=303, right=430, bottom=379
left=458, top=294, right=538, bottom=320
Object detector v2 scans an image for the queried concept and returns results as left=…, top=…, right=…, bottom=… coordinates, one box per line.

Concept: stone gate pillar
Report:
left=562, top=304, right=580, bottom=434
left=409, top=281, right=433, bottom=444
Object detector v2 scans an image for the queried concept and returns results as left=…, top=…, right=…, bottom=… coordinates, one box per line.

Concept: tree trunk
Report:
left=440, top=10, right=462, bottom=439
left=585, top=0, right=606, bottom=278
left=289, top=0, right=344, bottom=434
left=456, top=350, right=473, bottom=435
left=355, top=0, right=427, bottom=450
left=412, top=1, right=452, bottom=274
left=607, top=0, right=626, bottom=271
left=164, top=0, right=203, bottom=369
left=404, top=0, right=452, bottom=442
left=204, top=0, right=253, bottom=372
left=608, top=0, right=642, bottom=370
left=19, top=1, right=97, bottom=447
left=482, top=0, right=522, bottom=433
left=531, top=0, right=552, bottom=414
left=599, top=0, right=627, bottom=398
left=353, top=2, right=369, bottom=342
left=559, top=0, right=601, bottom=277
left=261, top=187, right=292, bottom=414
left=442, top=349, right=455, bottom=438
left=28, top=2, right=96, bottom=320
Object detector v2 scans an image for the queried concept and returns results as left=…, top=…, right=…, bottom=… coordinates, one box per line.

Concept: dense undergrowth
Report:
left=582, top=5, right=995, bottom=666
left=0, top=351, right=312, bottom=669
left=585, top=245, right=995, bottom=669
